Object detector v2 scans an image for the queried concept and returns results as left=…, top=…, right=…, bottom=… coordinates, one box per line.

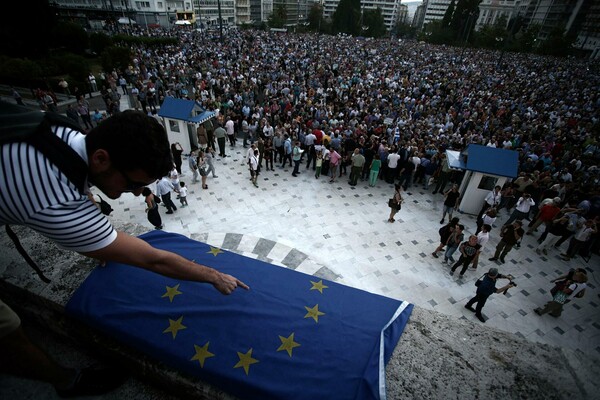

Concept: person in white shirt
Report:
left=504, top=194, right=535, bottom=226
left=225, top=117, right=236, bottom=147
left=262, top=121, right=274, bottom=139
left=477, top=185, right=502, bottom=220
left=471, top=224, right=491, bottom=269
left=561, top=219, right=597, bottom=261
left=476, top=208, right=497, bottom=234
left=386, top=151, right=401, bottom=184
left=250, top=149, right=259, bottom=187
left=156, top=176, right=177, bottom=213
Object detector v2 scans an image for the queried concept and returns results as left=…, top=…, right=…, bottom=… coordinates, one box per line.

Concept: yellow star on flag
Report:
left=234, top=348, right=259, bottom=375
left=207, top=247, right=223, bottom=256
left=310, top=279, right=329, bottom=294
left=161, top=284, right=182, bottom=303
left=163, top=316, right=187, bottom=339
left=190, top=342, right=215, bottom=368
left=304, top=304, right=325, bottom=323
left=277, top=333, right=301, bottom=357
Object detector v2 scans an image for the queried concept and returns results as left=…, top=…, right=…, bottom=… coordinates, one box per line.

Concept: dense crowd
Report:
left=86, top=28, right=600, bottom=258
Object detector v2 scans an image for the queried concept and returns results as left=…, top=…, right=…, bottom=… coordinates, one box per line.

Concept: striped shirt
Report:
left=0, top=125, right=116, bottom=252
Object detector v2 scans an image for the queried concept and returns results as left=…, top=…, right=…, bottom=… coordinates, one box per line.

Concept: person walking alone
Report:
left=388, top=184, right=403, bottom=223
left=142, top=187, right=163, bottom=229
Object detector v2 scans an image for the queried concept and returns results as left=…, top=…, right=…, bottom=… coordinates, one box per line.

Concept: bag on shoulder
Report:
left=154, top=194, right=162, bottom=203
left=475, top=273, right=485, bottom=287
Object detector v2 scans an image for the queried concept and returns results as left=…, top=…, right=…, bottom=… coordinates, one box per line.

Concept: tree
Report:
left=474, top=14, right=508, bottom=49
left=442, top=0, right=456, bottom=27
left=268, top=4, right=287, bottom=29
left=52, top=22, right=89, bottom=54
left=363, top=8, right=386, bottom=38
left=308, top=3, right=324, bottom=31
left=394, top=21, right=417, bottom=39
left=450, top=0, right=481, bottom=42
left=537, top=24, right=576, bottom=57
left=332, top=0, right=361, bottom=35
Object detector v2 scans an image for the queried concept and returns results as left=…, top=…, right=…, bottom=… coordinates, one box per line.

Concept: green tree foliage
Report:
left=450, top=0, right=481, bottom=41
left=0, top=56, right=43, bottom=82
left=538, top=24, right=576, bottom=57
left=52, top=22, right=89, bottom=54
left=442, top=0, right=455, bottom=27
left=474, top=15, right=508, bottom=49
left=394, top=21, right=417, bottom=39
left=308, top=3, right=324, bottom=31
left=332, top=0, right=361, bottom=35
left=89, top=32, right=114, bottom=56
left=99, top=46, right=133, bottom=74
left=510, top=23, right=541, bottom=52
left=420, top=20, right=455, bottom=45
left=268, top=4, right=288, bottom=28
left=363, top=8, right=386, bottom=38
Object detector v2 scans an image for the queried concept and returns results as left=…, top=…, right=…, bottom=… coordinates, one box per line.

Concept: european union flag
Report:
left=66, top=231, right=413, bottom=400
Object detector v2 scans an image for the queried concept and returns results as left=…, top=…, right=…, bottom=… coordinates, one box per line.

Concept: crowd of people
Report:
left=102, top=27, right=599, bottom=312
left=36, top=26, right=598, bottom=308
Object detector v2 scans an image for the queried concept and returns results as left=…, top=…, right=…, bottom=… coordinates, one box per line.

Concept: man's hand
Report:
left=213, top=272, right=250, bottom=295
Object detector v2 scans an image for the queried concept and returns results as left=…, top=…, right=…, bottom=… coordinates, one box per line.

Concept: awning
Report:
left=118, top=17, right=136, bottom=25
left=175, top=20, right=192, bottom=25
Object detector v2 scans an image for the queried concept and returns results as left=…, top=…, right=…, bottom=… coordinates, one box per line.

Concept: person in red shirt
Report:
left=313, top=127, right=323, bottom=145
left=526, top=197, right=562, bottom=235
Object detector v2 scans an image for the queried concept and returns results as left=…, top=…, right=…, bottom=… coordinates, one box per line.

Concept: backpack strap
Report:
left=32, top=114, right=88, bottom=193
left=5, top=225, right=51, bottom=283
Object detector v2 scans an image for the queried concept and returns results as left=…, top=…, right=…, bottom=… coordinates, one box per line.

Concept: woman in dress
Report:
left=142, top=187, right=163, bottom=230
left=170, top=143, right=184, bottom=175
left=388, top=184, right=404, bottom=223
left=198, top=150, right=209, bottom=189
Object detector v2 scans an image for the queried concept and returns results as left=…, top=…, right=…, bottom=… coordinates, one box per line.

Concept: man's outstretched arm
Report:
left=82, top=232, right=249, bottom=294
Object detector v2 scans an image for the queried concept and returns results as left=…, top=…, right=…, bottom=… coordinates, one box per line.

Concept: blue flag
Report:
left=66, top=231, right=413, bottom=400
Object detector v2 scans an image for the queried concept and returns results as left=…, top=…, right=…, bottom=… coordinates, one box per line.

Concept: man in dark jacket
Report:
left=465, top=268, right=515, bottom=323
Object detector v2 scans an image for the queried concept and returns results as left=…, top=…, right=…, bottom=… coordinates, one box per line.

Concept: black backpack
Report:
left=1, top=101, right=90, bottom=282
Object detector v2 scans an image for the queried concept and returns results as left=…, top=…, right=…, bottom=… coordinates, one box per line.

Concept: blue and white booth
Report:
left=157, top=97, right=216, bottom=153
left=448, top=144, right=519, bottom=215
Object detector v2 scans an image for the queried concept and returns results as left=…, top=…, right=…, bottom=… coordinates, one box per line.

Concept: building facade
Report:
left=322, top=0, right=406, bottom=33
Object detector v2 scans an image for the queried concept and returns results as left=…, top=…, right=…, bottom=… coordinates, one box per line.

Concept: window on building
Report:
left=478, top=175, right=498, bottom=191
left=169, top=120, right=181, bottom=133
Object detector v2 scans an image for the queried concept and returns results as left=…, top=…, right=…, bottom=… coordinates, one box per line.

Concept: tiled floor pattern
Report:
left=95, top=96, right=599, bottom=358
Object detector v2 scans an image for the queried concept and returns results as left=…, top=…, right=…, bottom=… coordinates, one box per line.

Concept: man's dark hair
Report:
left=86, top=110, right=172, bottom=179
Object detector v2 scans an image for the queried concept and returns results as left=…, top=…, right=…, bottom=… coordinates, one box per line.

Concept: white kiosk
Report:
left=157, top=97, right=216, bottom=153
left=449, top=144, right=519, bottom=216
